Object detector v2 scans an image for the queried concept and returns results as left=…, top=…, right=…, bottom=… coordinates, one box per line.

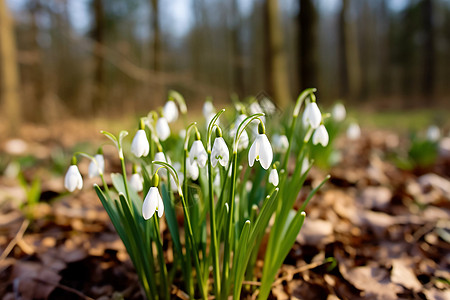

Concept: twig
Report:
left=246, top=260, right=329, bottom=299
left=171, top=284, right=190, bottom=300
left=33, top=278, right=95, bottom=300
left=0, top=219, right=30, bottom=261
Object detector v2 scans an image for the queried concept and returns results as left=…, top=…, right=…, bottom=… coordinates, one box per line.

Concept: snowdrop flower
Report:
left=129, top=173, right=143, bottom=192
left=156, top=117, right=171, bottom=141
left=213, top=172, right=221, bottom=189
left=189, top=135, right=207, bottom=168
left=64, top=158, right=83, bottom=192
left=154, top=151, right=169, bottom=178
left=211, top=137, right=229, bottom=167
left=248, top=122, right=273, bottom=170
left=142, top=173, right=164, bottom=219
left=186, top=157, right=199, bottom=180
left=272, top=134, right=289, bottom=152
left=426, top=125, right=440, bottom=142
left=163, top=100, right=179, bottom=123
left=332, top=103, right=346, bottom=122
left=131, top=129, right=149, bottom=157
left=88, top=153, right=105, bottom=178
left=302, top=101, right=322, bottom=129
left=301, top=156, right=310, bottom=175
left=203, top=100, right=215, bottom=119
left=260, top=97, right=276, bottom=115
left=179, top=129, right=186, bottom=139
left=268, top=167, right=279, bottom=186
left=170, top=162, right=183, bottom=192
left=313, top=124, right=329, bottom=147
left=249, top=101, right=265, bottom=123
left=237, top=130, right=249, bottom=151
left=347, top=123, right=361, bottom=140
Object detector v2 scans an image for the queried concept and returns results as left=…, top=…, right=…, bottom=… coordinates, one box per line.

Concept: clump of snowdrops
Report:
left=65, top=89, right=330, bottom=299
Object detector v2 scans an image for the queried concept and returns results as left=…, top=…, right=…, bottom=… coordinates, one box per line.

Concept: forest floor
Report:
left=0, top=118, right=449, bottom=300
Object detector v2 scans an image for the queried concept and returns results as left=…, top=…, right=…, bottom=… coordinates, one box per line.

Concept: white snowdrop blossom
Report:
left=163, top=100, right=179, bottom=123
left=249, top=102, right=265, bottom=123
left=156, top=117, right=171, bottom=141
left=131, top=130, right=150, bottom=157
left=272, top=134, right=289, bottom=152
left=347, top=123, right=361, bottom=140
left=426, top=125, right=440, bottom=142
left=179, top=129, right=186, bottom=139
left=186, top=157, right=199, bottom=180
left=237, top=130, right=249, bottom=151
left=269, top=169, right=279, bottom=186
left=302, top=101, right=322, bottom=129
left=301, top=156, right=310, bottom=175
left=129, top=173, right=143, bottom=192
left=203, top=101, right=215, bottom=119
left=332, top=103, right=346, bottom=122
left=213, top=172, right=221, bottom=189
left=154, top=152, right=168, bottom=177
left=248, top=133, right=273, bottom=170
left=142, top=187, right=164, bottom=219
left=88, top=154, right=105, bottom=178
left=64, top=165, right=83, bottom=192
left=211, top=137, right=229, bottom=167
left=312, top=124, right=329, bottom=147
left=260, top=97, right=276, bottom=115
left=189, top=140, right=207, bottom=168
left=170, top=162, right=183, bottom=192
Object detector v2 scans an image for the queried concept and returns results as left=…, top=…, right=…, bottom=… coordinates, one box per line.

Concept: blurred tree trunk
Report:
left=28, top=0, right=45, bottom=123
left=378, top=0, right=390, bottom=96
left=92, top=0, right=105, bottom=115
left=230, top=0, right=244, bottom=97
left=422, top=0, right=434, bottom=99
left=0, top=0, right=21, bottom=135
left=265, top=0, right=291, bottom=108
left=341, top=0, right=362, bottom=101
left=150, top=0, right=161, bottom=72
left=338, top=0, right=349, bottom=98
left=299, top=0, right=317, bottom=90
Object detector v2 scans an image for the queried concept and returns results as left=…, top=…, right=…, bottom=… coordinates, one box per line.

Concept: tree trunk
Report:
left=266, top=0, right=291, bottom=108
left=0, top=0, right=21, bottom=135
left=299, top=0, right=318, bottom=90
left=422, top=0, right=434, bottom=99
left=230, top=0, right=244, bottom=98
left=338, top=0, right=349, bottom=98
left=150, top=0, right=161, bottom=72
left=92, top=0, right=105, bottom=115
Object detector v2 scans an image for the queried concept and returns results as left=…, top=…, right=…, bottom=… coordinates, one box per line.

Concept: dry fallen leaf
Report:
left=390, top=259, right=422, bottom=292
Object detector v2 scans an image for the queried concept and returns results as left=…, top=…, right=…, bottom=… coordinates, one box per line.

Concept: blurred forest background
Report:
left=1, top=0, right=450, bottom=133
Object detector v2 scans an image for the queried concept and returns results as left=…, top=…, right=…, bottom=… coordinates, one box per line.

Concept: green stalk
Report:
left=220, top=151, right=238, bottom=299
left=153, top=216, right=170, bottom=300
left=207, top=151, right=221, bottom=298
left=119, top=155, right=131, bottom=204
left=183, top=148, right=193, bottom=298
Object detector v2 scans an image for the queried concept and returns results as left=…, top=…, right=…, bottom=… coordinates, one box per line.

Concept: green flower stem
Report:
left=207, top=151, right=221, bottom=298
left=99, top=173, right=110, bottom=198
left=179, top=191, right=207, bottom=300
left=119, top=156, right=132, bottom=207
left=153, top=216, right=170, bottom=300
left=221, top=151, right=238, bottom=299
left=182, top=148, right=193, bottom=298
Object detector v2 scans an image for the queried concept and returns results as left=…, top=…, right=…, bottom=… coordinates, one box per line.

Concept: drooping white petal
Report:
left=257, top=134, right=273, bottom=170
left=156, top=117, right=171, bottom=141
left=187, top=157, right=199, bottom=180
left=269, top=169, right=279, bottom=186
left=142, top=187, right=159, bottom=220
left=211, top=137, right=229, bottom=167
left=309, top=102, right=322, bottom=129
left=272, top=134, right=289, bottom=152
left=163, top=100, right=179, bottom=123
left=64, top=165, right=83, bottom=192
left=237, top=130, right=249, bottom=151
left=301, top=156, right=310, bottom=175
left=312, top=125, right=329, bottom=147
left=332, top=103, right=346, bottom=122
left=248, top=102, right=265, bottom=123
left=213, top=172, right=221, bottom=189
left=189, top=140, right=207, bottom=168
left=88, top=154, right=105, bottom=178
left=131, top=130, right=150, bottom=157
left=248, top=134, right=259, bottom=167
left=302, top=102, right=311, bottom=127
left=426, top=125, right=440, bottom=142
left=129, top=173, right=143, bottom=192
left=203, top=101, right=215, bottom=119
left=157, top=192, right=164, bottom=218
left=346, top=123, right=361, bottom=140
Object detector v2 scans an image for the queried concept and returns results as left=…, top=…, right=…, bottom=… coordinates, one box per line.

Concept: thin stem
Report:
left=99, top=173, right=110, bottom=197
left=119, top=156, right=132, bottom=213
left=154, top=216, right=170, bottom=300
left=221, top=151, right=238, bottom=299
left=207, top=151, right=221, bottom=298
